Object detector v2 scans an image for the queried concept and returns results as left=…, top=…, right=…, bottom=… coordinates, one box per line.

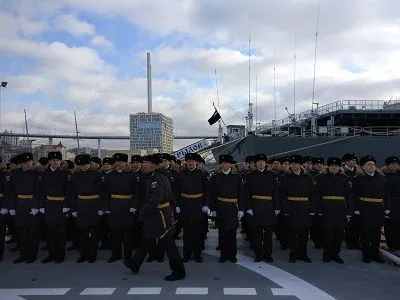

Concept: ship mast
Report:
left=24, top=109, right=31, bottom=149
left=245, top=15, right=254, bottom=134
left=74, top=110, right=80, bottom=150
left=311, top=2, right=321, bottom=137
left=213, top=52, right=223, bottom=144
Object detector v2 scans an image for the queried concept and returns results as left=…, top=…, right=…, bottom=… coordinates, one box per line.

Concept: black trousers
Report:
left=99, top=216, right=110, bottom=249
left=111, top=227, right=133, bottom=259
left=345, top=215, right=360, bottom=248
left=288, top=224, right=309, bottom=259
left=183, top=221, right=202, bottom=259
left=48, top=224, right=66, bottom=259
left=310, top=215, right=324, bottom=248
left=385, top=218, right=400, bottom=249
left=67, top=218, right=79, bottom=247
left=323, top=226, right=344, bottom=259
left=132, top=215, right=143, bottom=249
left=0, top=217, right=6, bottom=258
left=79, top=226, right=98, bottom=260
left=219, top=229, right=237, bottom=259
left=276, top=214, right=288, bottom=248
left=252, top=226, right=273, bottom=259
left=17, top=225, right=39, bottom=260
left=360, top=226, right=381, bottom=260
left=130, top=236, right=185, bottom=276
left=148, top=239, right=164, bottom=260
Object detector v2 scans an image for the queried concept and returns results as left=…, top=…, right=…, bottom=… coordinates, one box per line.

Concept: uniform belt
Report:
left=111, top=194, right=132, bottom=200
left=217, top=197, right=238, bottom=203
left=359, top=197, right=383, bottom=203
left=252, top=195, right=272, bottom=201
left=180, top=193, right=204, bottom=199
left=47, top=196, right=65, bottom=201
left=0, top=193, right=3, bottom=198
left=17, top=194, right=33, bottom=199
left=287, top=197, right=308, bottom=202
left=321, top=196, right=345, bottom=200
left=78, top=195, right=99, bottom=200
left=157, top=202, right=170, bottom=209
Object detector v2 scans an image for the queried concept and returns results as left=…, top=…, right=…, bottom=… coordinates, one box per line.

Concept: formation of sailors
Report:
left=0, top=150, right=399, bottom=281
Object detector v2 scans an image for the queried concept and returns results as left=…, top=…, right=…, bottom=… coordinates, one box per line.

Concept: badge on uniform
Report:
left=101, top=176, right=105, bottom=182
left=151, top=181, right=158, bottom=189
left=5, top=176, right=10, bottom=182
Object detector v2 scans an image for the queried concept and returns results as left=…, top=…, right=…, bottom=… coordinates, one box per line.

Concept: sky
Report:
left=1, top=0, right=400, bottom=151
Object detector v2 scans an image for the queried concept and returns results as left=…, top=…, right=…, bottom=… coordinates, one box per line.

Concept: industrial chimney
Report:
left=147, top=52, right=152, bottom=114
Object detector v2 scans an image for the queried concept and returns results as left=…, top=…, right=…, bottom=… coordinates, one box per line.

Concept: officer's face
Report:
left=103, top=163, right=113, bottom=172
left=50, top=159, right=61, bottom=169
left=131, top=161, right=141, bottom=171
left=272, top=161, right=281, bottom=170
left=141, top=161, right=153, bottom=173
left=282, top=161, right=290, bottom=171
left=303, top=161, right=313, bottom=170
left=220, top=162, right=232, bottom=171
left=80, top=164, right=91, bottom=171
left=328, top=165, right=340, bottom=174
left=387, top=162, right=399, bottom=172
left=290, top=162, right=301, bottom=172
left=115, top=161, right=126, bottom=170
left=186, top=159, right=197, bottom=170
left=346, top=159, right=357, bottom=168
left=313, top=163, right=324, bottom=171
left=256, top=160, right=266, bottom=170
left=362, top=161, right=376, bottom=173
left=91, top=162, right=100, bottom=170
left=21, top=160, right=33, bottom=171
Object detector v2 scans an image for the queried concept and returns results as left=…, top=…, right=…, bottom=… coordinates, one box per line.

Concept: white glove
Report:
left=310, top=213, right=315, bottom=216
left=30, top=208, right=39, bottom=215
left=346, top=215, right=351, bottom=221
left=130, top=207, right=137, bottom=213
left=384, top=210, right=390, bottom=215
left=318, top=213, right=323, bottom=216
left=238, top=211, right=244, bottom=219
left=62, top=207, right=70, bottom=213
left=211, top=211, right=216, bottom=217
left=105, top=210, right=110, bottom=214
left=0, top=208, right=8, bottom=215
left=97, top=210, right=104, bottom=216
left=354, top=211, right=360, bottom=215
left=246, top=209, right=253, bottom=216
left=201, top=206, right=209, bottom=213
left=9, top=209, right=16, bottom=216
left=72, top=212, right=77, bottom=218
left=175, top=207, right=181, bottom=214
left=39, top=208, right=45, bottom=214
left=274, top=210, right=280, bottom=215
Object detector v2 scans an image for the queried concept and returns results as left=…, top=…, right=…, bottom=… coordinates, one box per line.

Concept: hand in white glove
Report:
left=354, top=210, right=360, bottom=215
left=72, top=212, right=77, bottom=218
left=211, top=211, right=217, bottom=217
left=274, top=210, right=280, bottom=215
left=0, top=208, right=8, bottom=215
left=97, top=210, right=104, bottom=216
left=384, top=210, right=390, bottom=215
left=318, top=213, right=323, bottom=216
left=238, top=211, right=244, bottom=219
left=9, top=209, right=16, bottom=216
left=246, top=209, right=253, bottom=216
left=201, top=206, right=209, bottom=213
left=346, top=215, right=351, bottom=221
left=130, top=207, right=137, bottom=213
left=62, top=207, right=70, bottom=213
left=310, top=212, right=315, bottom=216
left=39, top=208, right=45, bottom=214
left=105, top=210, right=110, bottom=214
left=175, top=207, right=181, bottom=214
left=30, top=208, right=39, bottom=215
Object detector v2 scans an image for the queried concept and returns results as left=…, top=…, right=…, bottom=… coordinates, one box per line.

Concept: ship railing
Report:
left=361, top=126, right=400, bottom=136
left=257, top=100, right=400, bottom=132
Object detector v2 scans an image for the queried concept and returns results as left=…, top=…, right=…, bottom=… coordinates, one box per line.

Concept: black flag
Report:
left=1, top=82, right=7, bottom=88
left=208, top=109, right=221, bottom=125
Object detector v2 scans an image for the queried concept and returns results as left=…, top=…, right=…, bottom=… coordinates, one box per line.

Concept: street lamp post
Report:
left=0, top=81, right=8, bottom=132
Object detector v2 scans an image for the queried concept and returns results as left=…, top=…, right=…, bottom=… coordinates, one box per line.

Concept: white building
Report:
left=34, top=142, right=68, bottom=160
left=0, top=130, right=20, bottom=146
left=129, top=113, right=173, bottom=153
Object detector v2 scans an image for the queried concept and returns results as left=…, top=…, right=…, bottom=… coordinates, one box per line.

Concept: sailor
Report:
left=104, top=153, right=136, bottom=263
left=124, top=154, right=185, bottom=281
left=275, top=156, right=290, bottom=250
left=0, top=159, right=7, bottom=261
left=240, top=155, right=255, bottom=245
left=314, top=157, right=353, bottom=264
left=90, top=157, right=102, bottom=171
left=268, top=157, right=281, bottom=173
left=279, top=154, right=314, bottom=263
left=130, top=155, right=145, bottom=249
left=71, top=154, right=105, bottom=263
left=210, top=154, right=244, bottom=263
left=245, top=153, right=280, bottom=262
left=302, top=156, right=314, bottom=173
left=342, top=152, right=360, bottom=250
left=280, top=156, right=291, bottom=173
left=353, top=155, right=386, bottom=263
left=39, top=151, right=71, bottom=263
left=175, top=153, right=209, bottom=263
left=382, top=156, right=400, bottom=250
left=309, top=156, right=325, bottom=249
left=8, top=153, right=41, bottom=264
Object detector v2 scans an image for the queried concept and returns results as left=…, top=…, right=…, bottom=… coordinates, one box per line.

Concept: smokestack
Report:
left=147, top=52, right=152, bottom=114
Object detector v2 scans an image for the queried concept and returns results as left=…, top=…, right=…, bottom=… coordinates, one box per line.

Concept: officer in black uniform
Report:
left=8, top=153, right=41, bottom=264
left=71, top=154, right=105, bottom=263
left=0, top=161, right=7, bottom=261
left=40, top=151, right=71, bottom=263
left=130, top=155, right=145, bottom=249
left=353, top=155, right=387, bottom=263
left=279, top=154, right=314, bottom=263
left=99, top=156, right=114, bottom=250
left=245, top=153, right=280, bottom=262
left=124, top=154, right=185, bottom=281
left=175, top=153, right=209, bottom=263
left=210, top=154, right=244, bottom=263
left=104, top=153, right=136, bottom=263
left=314, top=157, right=353, bottom=264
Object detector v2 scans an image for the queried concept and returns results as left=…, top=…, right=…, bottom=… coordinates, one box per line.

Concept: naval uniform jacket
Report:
left=71, top=169, right=105, bottom=228
left=246, top=169, right=279, bottom=227
left=140, top=170, right=174, bottom=239
left=353, top=171, right=387, bottom=229
left=0, top=171, right=6, bottom=210
left=383, top=169, right=400, bottom=222
left=175, top=168, right=210, bottom=223
left=210, top=169, right=244, bottom=231
left=132, top=169, right=146, bottom=210
left=279, top=169, right=314, bottom=228
left=8, top=168, right=41, bottom=227
left=104, top=169, right=136, bottom=228
left=314, top=171, right=354, bottom=229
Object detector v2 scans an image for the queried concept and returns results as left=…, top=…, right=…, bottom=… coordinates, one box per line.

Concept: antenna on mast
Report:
left=293, top=33, right=297, bottom=118
left=24, top=109, right=31, bottom=149
left=311, top=2, right=321, bottom=137
left=213, top=52, right=223, bottom=144
left=255, top=73, right=258, bottom=131
left=245, top=14, right=254, bottom=134
left=74, top=110, right=80, bottom=150
left=273, top=48, right=277, bottom=135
